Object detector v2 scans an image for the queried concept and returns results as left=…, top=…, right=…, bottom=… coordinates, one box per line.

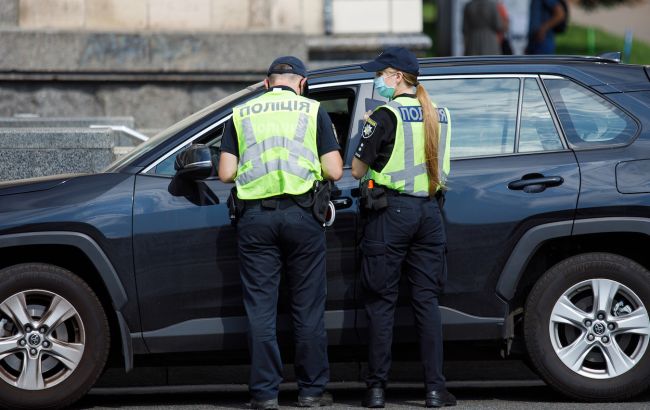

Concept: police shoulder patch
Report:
left=362, top=118, right=377, bottom=139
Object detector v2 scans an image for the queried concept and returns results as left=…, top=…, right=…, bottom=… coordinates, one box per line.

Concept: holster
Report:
left=226, top=187, right=245, bottom=224
left=310, top=180, right=332, bottom=225
left=435, top=188, right=447, bottom=209
left=359, top=180, right=388, bottom=211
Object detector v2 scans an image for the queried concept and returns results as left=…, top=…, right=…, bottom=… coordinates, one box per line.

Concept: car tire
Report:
left=0, top=263, right=110, bottom=410
left=525, top=252, right=650, bottom=401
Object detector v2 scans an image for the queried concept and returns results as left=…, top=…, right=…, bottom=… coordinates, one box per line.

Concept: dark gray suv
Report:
left=1, top=55, right=650, bottom=409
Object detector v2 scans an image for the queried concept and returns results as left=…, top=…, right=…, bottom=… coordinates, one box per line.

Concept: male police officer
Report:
left=219, top=56, right=342, bottom=410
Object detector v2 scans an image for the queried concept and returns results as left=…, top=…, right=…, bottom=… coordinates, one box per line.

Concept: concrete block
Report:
left=0, top=82, right=246, bottom=131
left=0, top=128, right=115, bottom=181
left=0, top=128, right=114, bottom=149
left=19, top=0, right=84, bottom=29
left=270, top=0, right=302, bottom=32
left=0, top=0, right=18, bottom=26
left=210, top=0, right=249, bottom=31
left=301, top=0, right=323, bottom=35
left=85, top=0, right=148, bottom=31
left=249, top=0, right=271, bottom=29
left=148, top=0, right=211, bottom=31
left=331, top=0, right=389, bottom=34
left=390, top=0, right=422, bottom=33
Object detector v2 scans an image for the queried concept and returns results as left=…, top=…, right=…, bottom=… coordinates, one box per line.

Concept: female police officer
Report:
left=351, top=47, right=455, bottom=408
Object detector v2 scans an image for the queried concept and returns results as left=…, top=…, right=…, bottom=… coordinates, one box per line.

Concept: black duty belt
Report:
left=383, top=188, right=430, bottom=200
left=243, top=193, right=310, bottom=210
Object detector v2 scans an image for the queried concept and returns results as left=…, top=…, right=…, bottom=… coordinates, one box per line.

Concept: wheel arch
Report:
left=0, top=232, right=134, bottom=371
left=498, top=218, right=650, bottom=304
left=497, top=218, right=650, bottom=348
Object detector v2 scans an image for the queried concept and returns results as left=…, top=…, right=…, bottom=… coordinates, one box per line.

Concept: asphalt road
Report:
left=72, top=381, right=650, bottom=410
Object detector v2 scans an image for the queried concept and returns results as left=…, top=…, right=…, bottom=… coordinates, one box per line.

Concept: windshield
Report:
left=105, top=82, right=263, bottom=171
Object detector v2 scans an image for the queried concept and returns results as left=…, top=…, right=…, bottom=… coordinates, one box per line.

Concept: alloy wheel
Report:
left=549, top=278, right=650, bottom=379
left=0, top=290, right=85, bottom=390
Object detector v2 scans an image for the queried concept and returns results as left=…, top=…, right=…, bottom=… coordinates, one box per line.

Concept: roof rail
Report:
left=416, top=55, right=621, bottom=65
left=598, top=51, right=622, bottom=63
left=308, top=54, right=622, bottom=77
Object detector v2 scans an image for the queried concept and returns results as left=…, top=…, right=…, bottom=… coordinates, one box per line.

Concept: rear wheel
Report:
left=525, top=253, right=650, bottom=401
left=0, top=263, right=109, bottom=409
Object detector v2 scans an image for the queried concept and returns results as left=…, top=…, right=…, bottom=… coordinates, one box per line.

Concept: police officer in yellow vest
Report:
left=351, top=48, right=456, bottom=408
left=219, top=56, right=343, bottom=409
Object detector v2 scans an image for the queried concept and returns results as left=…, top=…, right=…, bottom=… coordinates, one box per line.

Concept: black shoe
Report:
left=250, top=397, right=279, bottom=410
left=297, top=391, right=333, bottom=407
left=362, top=387, right=385, bottom=408
left=425, top=389, right=456, bottom=408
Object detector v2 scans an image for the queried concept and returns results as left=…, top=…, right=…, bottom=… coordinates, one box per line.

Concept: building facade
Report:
left=0, top=0, right=429, bottom=132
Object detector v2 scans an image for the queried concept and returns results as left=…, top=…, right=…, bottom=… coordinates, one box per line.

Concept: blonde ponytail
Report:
left=403, top=73, right=440, bottom=196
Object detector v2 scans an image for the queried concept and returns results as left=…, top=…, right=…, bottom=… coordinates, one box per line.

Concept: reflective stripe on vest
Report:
left=237, top=112, right=314, bottom=185
left=367, top=98, right=451, bottom=196
left=233, top=89, right=322, bottom=200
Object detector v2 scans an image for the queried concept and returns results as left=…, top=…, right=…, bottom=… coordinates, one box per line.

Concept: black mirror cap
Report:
left=174, top=144, right=214, bottom=180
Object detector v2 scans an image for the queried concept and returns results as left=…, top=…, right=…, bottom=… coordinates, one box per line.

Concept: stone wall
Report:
left=0, top=29, right=303, bottom=131
left=0, top=28, right=430, bottom=131
left=0, top=81, right=247, bottom=132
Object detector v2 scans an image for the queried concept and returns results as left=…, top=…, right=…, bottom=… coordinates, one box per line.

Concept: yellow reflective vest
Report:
left=232, top=89, right=323, bottom=200
left=366, top=96, right=451, bottom=196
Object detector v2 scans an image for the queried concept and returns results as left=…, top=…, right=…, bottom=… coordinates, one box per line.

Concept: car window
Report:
left=518, top=78, right=564, bottom=153
left=422, top=78, right=519, bottom=158
left=544, top=78, right=638, bottom=148
left=151, top=123, right=225, bottom=177
left=308, top=87, right=356, bottom=158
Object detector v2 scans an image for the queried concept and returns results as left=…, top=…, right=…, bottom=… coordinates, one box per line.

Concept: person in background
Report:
left=497, top=0, right=512, bottom=55
left=527, top=0, right=566, bottom=54
left=463, top=0, right=505, bottom=55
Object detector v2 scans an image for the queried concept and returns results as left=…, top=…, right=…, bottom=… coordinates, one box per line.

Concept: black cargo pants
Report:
left=362, top=195, right=447, bottom=392
left=237, top=199, right=330, bottom=401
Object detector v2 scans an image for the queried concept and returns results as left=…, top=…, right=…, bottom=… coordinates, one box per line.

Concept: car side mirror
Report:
left=174, top=144, right=214, bottom=180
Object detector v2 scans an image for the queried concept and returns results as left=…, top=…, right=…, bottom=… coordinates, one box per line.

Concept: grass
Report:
left=556, top=24, right=650, bottom=64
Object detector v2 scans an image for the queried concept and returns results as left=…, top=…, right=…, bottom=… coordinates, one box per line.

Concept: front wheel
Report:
left=0, top=263, right=110, bottom=409
left=525, top=253, right=650, bottom=401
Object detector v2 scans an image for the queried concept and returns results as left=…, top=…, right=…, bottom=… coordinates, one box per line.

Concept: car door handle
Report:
left=508, top=176, right=564, bottom=191
left=331, top=197, right=352, bottom=209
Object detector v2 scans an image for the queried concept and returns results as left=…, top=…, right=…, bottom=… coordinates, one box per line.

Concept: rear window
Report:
left=544, top=79, right=638, bottom=148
